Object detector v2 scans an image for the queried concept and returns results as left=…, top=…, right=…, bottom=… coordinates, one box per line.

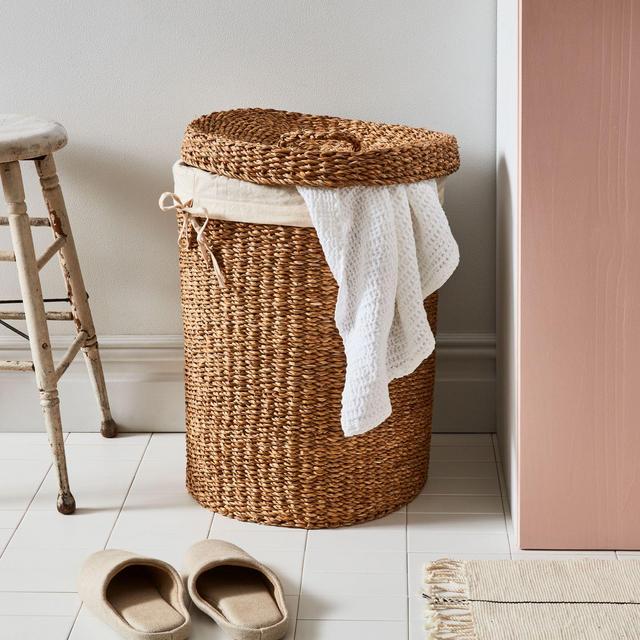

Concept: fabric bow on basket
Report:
left=159, top=192, right=226, bottom=287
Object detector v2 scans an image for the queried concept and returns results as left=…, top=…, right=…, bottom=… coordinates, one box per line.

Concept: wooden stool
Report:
left=0, top=114, right=117, bottom=514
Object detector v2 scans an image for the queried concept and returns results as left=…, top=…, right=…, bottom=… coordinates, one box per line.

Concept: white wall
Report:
left=0, top=0, right=497, bottom=431
left=496, top=0, right=519, bottom=530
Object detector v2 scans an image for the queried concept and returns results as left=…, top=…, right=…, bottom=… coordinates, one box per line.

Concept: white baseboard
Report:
left=433, top=333, right=496, bottom=432
left=0, top=333, right=495, bottom=433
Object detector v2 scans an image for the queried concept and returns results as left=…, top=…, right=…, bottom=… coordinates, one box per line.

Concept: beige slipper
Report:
left=78, top=549, right=191, bottom=640
left=186, top=539, right=289, bottom=640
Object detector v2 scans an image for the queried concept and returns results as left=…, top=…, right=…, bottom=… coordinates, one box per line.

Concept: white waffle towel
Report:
left=296, top=180, right=459, bottom=437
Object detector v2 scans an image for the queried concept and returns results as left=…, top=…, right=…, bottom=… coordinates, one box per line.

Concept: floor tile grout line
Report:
left=431, top=472, right=502, bottom=480
left=419, top=494, right=502, bottom=497
left=101, top=433, right=153, bottom=549
left=0, top=432, right=70, bottom=561
left=63, top=601, right=83, bottom=639
left=431, top=431, right=495, bottom=436
left=0, top=613, right=78, bottom=618
left=405, top=494, right=410, bottom=639
left=296, top=615, right=409, bottom=623
left=491, top=434, right=514, bottom=559
left=65, top=431, right=152, bottom=640
left=0, top=589, right=79, bottom=593
left=293, top=529, right=309, bottom=639
left=205, top=507, right=216, bottom=539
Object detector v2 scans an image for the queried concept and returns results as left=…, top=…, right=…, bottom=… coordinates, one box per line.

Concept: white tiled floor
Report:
left=0, top=432, right=630, bottom=639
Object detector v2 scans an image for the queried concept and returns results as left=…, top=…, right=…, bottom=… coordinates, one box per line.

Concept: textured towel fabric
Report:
left=424, top=558, right=640, bottom=640
left=296, top=181, right=459, bottom=436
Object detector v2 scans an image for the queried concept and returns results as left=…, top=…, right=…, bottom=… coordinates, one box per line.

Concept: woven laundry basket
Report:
left=176, top=109, right=460, bottom=528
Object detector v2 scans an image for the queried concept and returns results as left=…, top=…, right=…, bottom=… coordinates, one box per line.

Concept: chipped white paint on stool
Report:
left=0, top=114, right=67, bottom=163
left=0, top=114, right=117, bottom=514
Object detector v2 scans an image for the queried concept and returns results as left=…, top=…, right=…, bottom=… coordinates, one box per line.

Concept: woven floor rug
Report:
left=423, top=558, right=640, bottom=639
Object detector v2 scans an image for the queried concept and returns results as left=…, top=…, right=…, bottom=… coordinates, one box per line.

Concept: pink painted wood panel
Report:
left=519, top=0, right=640, bottom=549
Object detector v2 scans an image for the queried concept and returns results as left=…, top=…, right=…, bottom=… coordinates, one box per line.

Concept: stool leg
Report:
left=1, top=161, right=75, bottom=514
left=34, top=155, right=117, bottom=439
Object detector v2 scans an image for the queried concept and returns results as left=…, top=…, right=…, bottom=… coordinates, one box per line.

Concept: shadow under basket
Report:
left=179, top=215, right=438, bottom=529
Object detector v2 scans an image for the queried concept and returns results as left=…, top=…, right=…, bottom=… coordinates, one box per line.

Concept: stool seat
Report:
left=0, top=114, right=67, bottom=163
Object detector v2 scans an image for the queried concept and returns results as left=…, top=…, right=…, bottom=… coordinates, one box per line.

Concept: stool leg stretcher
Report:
left=0, top=156, right=117, bottom=514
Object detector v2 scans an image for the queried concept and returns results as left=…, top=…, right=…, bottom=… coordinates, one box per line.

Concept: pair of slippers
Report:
left=78, top=539, right=288, bottom=640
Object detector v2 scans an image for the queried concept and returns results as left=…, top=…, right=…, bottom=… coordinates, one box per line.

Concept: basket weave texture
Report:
left=181, top=108, right=460, bottom=188
left=179, top=216, right=438, bottom=528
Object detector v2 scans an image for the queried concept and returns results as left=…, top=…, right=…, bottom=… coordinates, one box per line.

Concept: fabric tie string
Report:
left=159, top=192, right=226, bottom=287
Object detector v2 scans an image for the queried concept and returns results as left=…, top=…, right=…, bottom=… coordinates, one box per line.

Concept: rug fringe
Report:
left=423, top=559, right=478, bottom=639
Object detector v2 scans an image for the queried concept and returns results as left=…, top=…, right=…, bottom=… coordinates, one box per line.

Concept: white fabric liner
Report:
left=173, top=161, right=312, bottom=227
left=172, top=161, right=446, bottom=226
left=172, top=161, right=457, bottom=436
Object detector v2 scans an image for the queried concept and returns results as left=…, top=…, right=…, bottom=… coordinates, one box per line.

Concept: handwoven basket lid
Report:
left=180, top=108, right=460, bottom=188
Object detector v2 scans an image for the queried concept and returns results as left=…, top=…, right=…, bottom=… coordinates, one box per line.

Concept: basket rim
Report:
left=180, top=107, right=460, bottom=188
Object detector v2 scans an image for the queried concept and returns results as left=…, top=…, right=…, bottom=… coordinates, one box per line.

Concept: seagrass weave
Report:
left=178, top=215, right=438, bottom=528
left=181, top=108, right=460, bottom=188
